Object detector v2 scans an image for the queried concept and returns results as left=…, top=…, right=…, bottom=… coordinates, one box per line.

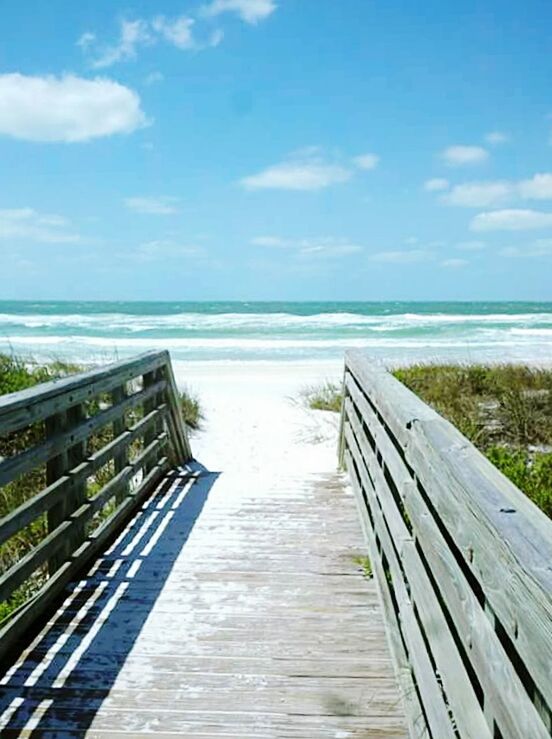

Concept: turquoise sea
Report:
left=0, top=301, right=551, bottom=365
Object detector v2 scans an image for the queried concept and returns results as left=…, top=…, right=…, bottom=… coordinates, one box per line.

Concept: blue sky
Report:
left=1, top=0, right=551, bottom=301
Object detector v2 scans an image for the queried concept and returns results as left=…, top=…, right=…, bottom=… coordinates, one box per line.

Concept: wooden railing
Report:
left=340, top=351, right=552, bottom=739
left=0, top=350, right=191, bottom=661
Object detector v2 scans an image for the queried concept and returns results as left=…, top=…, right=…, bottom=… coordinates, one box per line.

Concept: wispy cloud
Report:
left=424, top=178, right=449, bottom=192
left=441, top=258, right=468, bottom=268
left=124, top=196, right=180, bottom=215
left=151, top=16, right=196, bottom=49
left=368, top=249, right=430, bottom=263
left=352, top=153, right=379, bottom=170
left=518, top=173, right=552, bottom=200
left=433, top=172, right=552, bottom=209
left=485, top=131, right=510, bottom=145
left=88, top=19, right=153, bottom=69
left=80, top=2, right=269, bottom=67
left=144, top=72, right=164, bottom=86
left=201, top=0, right=277, bottom=24
left=441, top=145, right=489, bottom=166
left=241, top=152, right=352, bottom=191
left=0, top=73, right=146, bottom=142
left=499, top=239, right=552, bottom=258
left=81, top=15, right=223, bottom=68
left=442, top=181, right=514, bottom=207
left=251, top=235, right=363, bottom=258
left=471, top=209, right=552, bottom=231
left=0, top=208, right=80, bottom=243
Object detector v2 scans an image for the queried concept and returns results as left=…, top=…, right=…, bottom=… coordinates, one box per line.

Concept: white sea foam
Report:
left=0, top=311, right=550, bottom=332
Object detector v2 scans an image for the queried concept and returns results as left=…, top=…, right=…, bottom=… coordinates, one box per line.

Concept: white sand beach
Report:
left=173, top=360, right=344, bottom=473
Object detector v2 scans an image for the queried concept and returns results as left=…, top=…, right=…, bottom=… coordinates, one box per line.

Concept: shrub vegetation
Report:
left=305, top=364, right=552, bottom=519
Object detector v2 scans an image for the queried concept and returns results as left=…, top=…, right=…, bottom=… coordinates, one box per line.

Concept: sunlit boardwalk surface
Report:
left=0, top=463, right=406, bottom=737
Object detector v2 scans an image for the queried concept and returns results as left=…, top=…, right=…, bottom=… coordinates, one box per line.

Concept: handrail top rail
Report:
left=344, top=350, right=552, bottom=595
left=0, top=350, right=169, bottom=417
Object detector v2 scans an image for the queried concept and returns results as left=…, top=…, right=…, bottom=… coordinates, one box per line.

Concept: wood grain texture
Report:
left=0, top=466, right=407, bottom=737
left=341, top=351, right=552, bottom=739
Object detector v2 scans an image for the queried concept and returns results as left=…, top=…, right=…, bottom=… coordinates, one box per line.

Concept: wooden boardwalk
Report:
left=0, top=463, right=407, bottom=737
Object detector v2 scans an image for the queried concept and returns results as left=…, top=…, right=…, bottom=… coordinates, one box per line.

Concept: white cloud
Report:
left=82, top=14, right=225, bottom=68
left=353, top=153, right=379, bottom=170
left=500, top=239, right=552, bottom=258
left=442, top=181, right=514, bottom=207
left=456, top=240, right=486, bottom=251
left=201, top=0, right=277, bottom=24
left=518, top=173, right=552, bottom=200
left=441, top=258, right=468, bottom=268
left=77, top=32, right=96, bottom=50
left=124, top=197, right=180, bottom=215
left=136, top=240, right=205, bottom=260
left=152, top=16, right=196, bottom=49
left=251, top=236, right=289, bottom=247
left=241, top=154, right=352, bottom=191
left=0, top=73, right=146, bottom=142
left=91, top=19, right=153, bottom=69
left=485, top=131, right=510, bottom=145
left=442, top=145, right=489, bottom=166
left=424, top=178, right=449, bottom=192
left=251, top=235, right=362, bottom=258
left=471, top=209, right=552, bottom=231
left=0, top=208, right=80, bottom=243
left=368, top=249, right=430, bottom=263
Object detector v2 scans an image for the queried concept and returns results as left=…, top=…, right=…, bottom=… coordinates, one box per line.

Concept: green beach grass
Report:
left=304, top=363, right=552, bottom=519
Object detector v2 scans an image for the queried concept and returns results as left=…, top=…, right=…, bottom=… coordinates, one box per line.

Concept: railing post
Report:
left=46, top=403, right=87, bottom=574
left=337, top=365, right=348, bottom=470
left=142, top=370, right=158, bottom=474
left=112, top=384, right=129, bottom=503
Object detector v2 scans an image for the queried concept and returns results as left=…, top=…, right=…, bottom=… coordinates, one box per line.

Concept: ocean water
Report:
left=0, top=301, right=551, bottom=366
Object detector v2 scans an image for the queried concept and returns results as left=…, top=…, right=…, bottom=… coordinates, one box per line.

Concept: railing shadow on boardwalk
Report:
left=0, top=461, right=218, bottom=736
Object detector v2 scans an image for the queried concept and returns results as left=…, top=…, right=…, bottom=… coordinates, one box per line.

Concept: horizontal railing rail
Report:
left=339, top=350, right=552, bottom=739
left=0, top=350, right=191, bottom=662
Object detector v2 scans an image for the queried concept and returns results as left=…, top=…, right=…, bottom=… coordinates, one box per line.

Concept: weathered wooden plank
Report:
left=0, top=434, right=167, bottom=603
left=0, top=457, right=171, bottom=665
left=346, top=381, right=551, bottom=737
left=345, top=450, right=434, bottom=739
left=343, top=352, right=552, bottom=736
left=0, top=406, right=166, bottom=548
left=0, top=351, right=169, bottom=436
left=345, top=427, right=458, bottom=739
left=345, top=402, right=492, bottom=738
left=0, top=464, right=406, bottom=737
left=0, top=379, right=166, bottom=488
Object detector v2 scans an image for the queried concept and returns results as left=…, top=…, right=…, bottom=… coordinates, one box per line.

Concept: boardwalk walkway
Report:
left=0, top=462, right=406, bottom=737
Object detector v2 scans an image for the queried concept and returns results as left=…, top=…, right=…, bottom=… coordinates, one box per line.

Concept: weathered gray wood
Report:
left=0, top=351, right=169, bottom=436
left=0, top=351, right=191, bottom=665
left=111, top=384, right=129, bottom=504
left=344, top=415, right=488, bottom=738
left=341, top=351, right=552, bottom=738
left=0, top=379, right=166, bottom=488
left=162, top=359, right=192, bottom=462
left=0, top=434, right=167, bottom=603
left=347, top=379, right=550, bottom=738
left=0, top=467, right=407, bottom=737
left=345, top=448, right=443, bottom=739
left=0, top=406, right=166, bottom=548
left=0, top=457, right=170, bottom=667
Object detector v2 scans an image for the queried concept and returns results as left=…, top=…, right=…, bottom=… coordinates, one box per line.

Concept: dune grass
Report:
left=300, top=381, right=343, bottom=413
left=304, top=363, right=552, bottom=519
